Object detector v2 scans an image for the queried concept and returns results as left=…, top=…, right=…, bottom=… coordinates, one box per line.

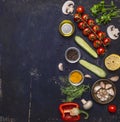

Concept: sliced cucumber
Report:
left=75, top=36, right=98, bottom=58
left=79, top=59, right=106, bottom=78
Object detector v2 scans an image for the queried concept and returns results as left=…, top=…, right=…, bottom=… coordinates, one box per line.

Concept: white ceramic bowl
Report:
left=65, top=47, right=81, bottom=63
left=68, top=70, right=84, bottom=86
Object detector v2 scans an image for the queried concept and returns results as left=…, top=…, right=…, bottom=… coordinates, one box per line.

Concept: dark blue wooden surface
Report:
left=0, top=0, right=120, bottom=122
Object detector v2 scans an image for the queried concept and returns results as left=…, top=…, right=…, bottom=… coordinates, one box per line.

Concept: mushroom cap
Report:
left=107, top=25, right=120, bottom=40
left=62, top=0, right=74, bottom=15
left=83, top=101, right=93, bottom=110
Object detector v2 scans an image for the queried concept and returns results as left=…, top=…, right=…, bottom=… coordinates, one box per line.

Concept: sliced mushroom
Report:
left=62, top=1, right=74, bottom=15
left=107, top=25, right=120, bottom=40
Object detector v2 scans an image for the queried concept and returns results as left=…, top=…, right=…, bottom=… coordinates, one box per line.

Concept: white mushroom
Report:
left=81, top=99, right=93, bottom=110
left=62, top=1, right=74, bottom=15
left=107, top=25, right=120, bottom=40
left=94, top=85, right=101, bottom=93
left=107, top=88, right=115, bottom=96
left=105, top=84, right=112, bottom=89
left=58, top=63, right=63, bottom=71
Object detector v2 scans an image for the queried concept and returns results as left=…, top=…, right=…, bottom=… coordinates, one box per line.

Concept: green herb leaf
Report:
left=90, top=0, right=120, bottom=24
left=61, top=84, right=90, bottom=102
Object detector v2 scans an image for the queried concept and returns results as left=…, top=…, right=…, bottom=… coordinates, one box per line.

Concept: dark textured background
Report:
left=0, top=0, right=120, bottom=122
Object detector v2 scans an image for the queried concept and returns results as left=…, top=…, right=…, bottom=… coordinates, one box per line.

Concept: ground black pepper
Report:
left=67, top=49, right=79, bottom=61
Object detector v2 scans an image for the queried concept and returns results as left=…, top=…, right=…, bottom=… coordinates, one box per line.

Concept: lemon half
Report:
left=105, top=54, right=120, bottom=71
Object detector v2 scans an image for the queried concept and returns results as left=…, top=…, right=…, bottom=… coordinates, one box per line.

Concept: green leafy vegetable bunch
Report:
left=90, top=0, right=120, bottom=24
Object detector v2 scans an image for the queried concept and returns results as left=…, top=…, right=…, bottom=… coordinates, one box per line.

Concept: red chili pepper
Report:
left=59, top=102, right=80, bottom=122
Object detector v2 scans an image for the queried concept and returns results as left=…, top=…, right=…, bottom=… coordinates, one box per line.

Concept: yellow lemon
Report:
left=105, top=54, right=120, bottom=71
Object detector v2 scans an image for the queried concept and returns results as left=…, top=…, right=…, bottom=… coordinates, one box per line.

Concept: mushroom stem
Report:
left=81, top=99, right=93, bottom=110
left=81, top=99, right=87, bottom=105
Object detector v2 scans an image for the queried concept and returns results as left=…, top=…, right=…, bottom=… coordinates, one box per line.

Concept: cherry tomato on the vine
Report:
left=103, top=38, right=111, bottom=46
left=92, top=25, right=100, bottom=33
left=97, top=31, right=106, bottom=40
left=78, top=22, right=87, bottom=30
left=108, top=104, right=117, bottom=113
left=76, top=6, right=85, bottom=14
left=93, top=40, right=102, bottom=48
left=74, top=13, right=82, bottom=22
left=82, top=14, right=89, bottom=21
left=88, top=33, right=97, bottom=41
left=87, top=19, right=95, bottom=27
left=97, top=47, right=105, bottom=55
left=83, top=28, right=91, bottom=36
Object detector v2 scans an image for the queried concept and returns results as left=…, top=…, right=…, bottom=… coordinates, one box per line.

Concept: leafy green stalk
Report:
left=90, top=0, right=120, bottom=24
left=61, top=84, right=90, bottom=102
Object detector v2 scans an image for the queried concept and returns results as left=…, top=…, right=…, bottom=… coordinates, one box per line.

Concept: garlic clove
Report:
left=96, top=93, right=102, bottom=99
left=109, top=76, right=119, bottom=82
left=100, top=82, right=105, bottom=88
left=105, top=84, right=112, bottom=89
left=107, top=88, right=115, bottom=96
left=100, top=97, right=105, bottom=102
left=94, top=85, right=101, bottom=93
left=58, top=63, right=64, bottom=71
left=85, top=74, right=92, bottom=78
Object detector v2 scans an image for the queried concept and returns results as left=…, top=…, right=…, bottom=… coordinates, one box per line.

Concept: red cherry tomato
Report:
left=76, top=6, right=84, bottom=14
left=97, top=47, right=105, bottom=55
left=92, top=25, right=100, bottom=33
left=87, top=19, right=95, bottom=27
left=103, top=38, right=111, bottom=46
left=108, top=104, right=117, bottom=113
left=93, top=40, right=102, bottom=48
left=74, top=13, right=82, bottom=22
left=83, top=28, right=91, bottom=36
left=88, top=33, right=97, bottom=41
left=82, top=14, right=89, bottom=21
left=78, top=22, right=87, bottom=30
left=97, top=31, right=106, bottom=40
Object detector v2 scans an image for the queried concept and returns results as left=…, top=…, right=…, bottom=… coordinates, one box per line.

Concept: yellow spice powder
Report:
left=70, top=71, right=82, bottom=83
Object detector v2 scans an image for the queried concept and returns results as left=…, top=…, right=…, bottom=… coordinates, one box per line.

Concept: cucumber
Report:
left=79, top=59, right=106, bottom=78
left=75, top=36, right=98, bottom=58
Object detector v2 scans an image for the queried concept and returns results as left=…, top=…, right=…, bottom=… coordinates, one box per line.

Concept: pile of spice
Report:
left=69, top=70, right=83, bottom=84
